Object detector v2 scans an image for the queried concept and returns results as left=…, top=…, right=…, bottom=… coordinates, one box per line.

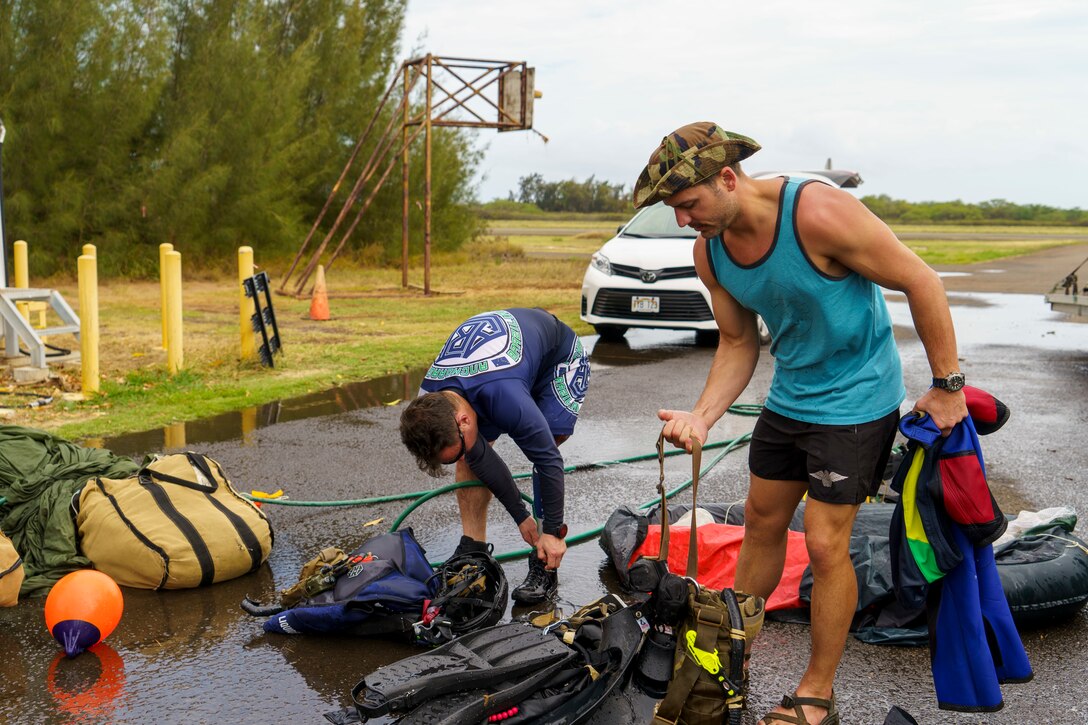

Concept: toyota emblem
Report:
left=640, top=270, right=658, bottom=283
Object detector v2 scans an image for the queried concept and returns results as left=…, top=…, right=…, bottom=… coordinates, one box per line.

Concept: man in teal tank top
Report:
left=633, top=122, right=969, bottom=725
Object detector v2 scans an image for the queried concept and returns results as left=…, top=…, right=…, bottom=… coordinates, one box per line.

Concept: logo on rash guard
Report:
left=552, top=338, right=590, bottom=414
left=426, top=310, right=524, bottom=380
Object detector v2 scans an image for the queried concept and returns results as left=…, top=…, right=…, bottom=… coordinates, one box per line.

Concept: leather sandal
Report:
left=761, top=692, right=840, bottom=725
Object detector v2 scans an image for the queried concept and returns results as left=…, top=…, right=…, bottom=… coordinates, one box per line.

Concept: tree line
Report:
left=859, top=195, right=1088, bottom=225
left=509, top=173, right=630, bottom=213
left=503, top=174, right=1086, bottom=226
left=0, top=0, right=480, bottom=277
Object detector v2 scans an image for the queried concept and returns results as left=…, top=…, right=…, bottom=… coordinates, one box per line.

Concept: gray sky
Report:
left=401, top=0, right=1087, bottom=208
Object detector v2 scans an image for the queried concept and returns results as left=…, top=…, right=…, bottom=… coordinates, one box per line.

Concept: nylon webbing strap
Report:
left=656, top=431, right=670, bottom=563
left=686, top=439, right=702, bottom=578
left=655, top=430, right=703, bottom=574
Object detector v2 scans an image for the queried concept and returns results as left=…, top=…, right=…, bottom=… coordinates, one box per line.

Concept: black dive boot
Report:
left=452, top=535, right=491, bottom=558
left=512, top=557, right=558, bottom=604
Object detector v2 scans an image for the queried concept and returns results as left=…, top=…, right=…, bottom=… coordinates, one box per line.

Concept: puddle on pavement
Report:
left=94, top=368, right=428, bottom=457
left=885, top=291, right=1088, bottom=351
left=586, top=328, right=705, bottom=368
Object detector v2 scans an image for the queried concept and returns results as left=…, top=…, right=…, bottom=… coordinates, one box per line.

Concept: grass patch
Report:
left=892, top=223, right=1088, bottom=237
left=903, top=239, right=1083, bottom=265
left=480, top=233, right=603, bottom=257
left=484, top=218, right=623, bottom=231
left=11, top=255, right=592, bottom=441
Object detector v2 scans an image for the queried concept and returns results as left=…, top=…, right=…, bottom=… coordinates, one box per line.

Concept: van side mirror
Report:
left=616, top=225, right=624, bottom=234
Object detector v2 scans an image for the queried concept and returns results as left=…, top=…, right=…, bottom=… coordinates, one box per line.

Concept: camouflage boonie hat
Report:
left=633, top=122, right=761, bottom=209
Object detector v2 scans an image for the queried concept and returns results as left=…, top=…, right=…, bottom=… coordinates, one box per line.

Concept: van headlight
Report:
left=590, top=252, right=612, bottom=275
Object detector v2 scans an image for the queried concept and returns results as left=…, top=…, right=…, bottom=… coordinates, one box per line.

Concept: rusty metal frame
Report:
left=281, top=54, right=543, bottom=298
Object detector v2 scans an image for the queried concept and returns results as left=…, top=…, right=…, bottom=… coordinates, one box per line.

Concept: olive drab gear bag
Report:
left=648, top=433, right=765, bottom=725
left=75, top=453, right=273, bottom=589
left=0, top=528, right=24, bottom=606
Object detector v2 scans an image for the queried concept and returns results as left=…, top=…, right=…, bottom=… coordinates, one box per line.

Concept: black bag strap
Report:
left=139, top=452, right=220, bottom=492
left=1, top=556, right=23, bottom=579
left=656, top=428, right=703, bottom=578
left=138, top=453, right=266, bottom=580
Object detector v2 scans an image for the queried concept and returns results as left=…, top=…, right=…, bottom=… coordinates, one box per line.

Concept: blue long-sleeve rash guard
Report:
left=420, top=308, right=573, bottom=532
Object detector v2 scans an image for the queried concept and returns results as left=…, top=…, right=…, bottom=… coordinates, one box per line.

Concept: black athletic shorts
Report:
left=748, top=407, right=900, bottom=505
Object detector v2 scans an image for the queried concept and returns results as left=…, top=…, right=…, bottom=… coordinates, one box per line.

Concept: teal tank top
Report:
left=706, top=177, right=905, bottom=424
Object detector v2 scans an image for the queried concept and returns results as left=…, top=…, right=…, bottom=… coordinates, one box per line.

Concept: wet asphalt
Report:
left=1, top=290, right=1086, bottom=725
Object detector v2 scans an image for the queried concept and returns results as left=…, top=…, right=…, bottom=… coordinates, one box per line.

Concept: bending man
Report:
left=400, top=307, right=590, bottom=604
left=634, top=122, right=967, bottom=725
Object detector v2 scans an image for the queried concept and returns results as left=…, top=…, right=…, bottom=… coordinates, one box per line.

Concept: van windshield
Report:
left=620, top=202, right=698, bottom=239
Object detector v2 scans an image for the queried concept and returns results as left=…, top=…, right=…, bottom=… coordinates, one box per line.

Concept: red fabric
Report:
left=631, top=523, right=810, bottom=611
left=938, top=454, right=996, bottom=525
left=963, top=385, right=1009, bottom=435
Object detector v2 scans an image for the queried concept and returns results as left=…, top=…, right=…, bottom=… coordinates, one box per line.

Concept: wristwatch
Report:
left=543, top=523, right=568, bottom=539
left=932, top=372, right=966, bottom=392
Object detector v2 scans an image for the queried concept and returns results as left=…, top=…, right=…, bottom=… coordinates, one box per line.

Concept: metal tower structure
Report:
left=280, top=54, right=544, bottom=298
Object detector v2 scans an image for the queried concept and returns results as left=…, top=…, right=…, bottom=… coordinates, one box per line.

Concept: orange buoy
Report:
left=45, top=570, right=124, bottom=658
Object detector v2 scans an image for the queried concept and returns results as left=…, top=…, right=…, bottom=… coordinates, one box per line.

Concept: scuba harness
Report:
left=242, top=528, right=508, bottom=645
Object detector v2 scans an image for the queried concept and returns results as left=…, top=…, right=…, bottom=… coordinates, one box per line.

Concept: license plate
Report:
left=631, top=296, right=660, bottom=313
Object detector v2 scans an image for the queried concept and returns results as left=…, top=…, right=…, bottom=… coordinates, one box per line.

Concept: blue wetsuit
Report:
left=420, top=308, right=590, bottom=532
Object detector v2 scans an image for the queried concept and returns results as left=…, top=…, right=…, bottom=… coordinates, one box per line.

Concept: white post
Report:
left=0, top=119, right=9, bottom=286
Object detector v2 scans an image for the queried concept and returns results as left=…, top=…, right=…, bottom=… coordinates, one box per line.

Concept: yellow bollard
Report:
left=78, top=254, right=100, bottom=394
left=15, top=240, right=48, bottom=330
left=82, top=244, right=96, bottom=257
left=13, top=240, right=29, bottom=321
left=159, top=243, right=173, bottom=349
left=164, top=250, right=183, bottom=374
left=238, top=246, right=256, bottom=360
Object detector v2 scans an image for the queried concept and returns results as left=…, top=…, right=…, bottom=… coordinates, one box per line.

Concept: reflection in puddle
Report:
left=47, top=643, right=125, bottom=722
left=885, top=292, right=1088, bottom=351
left=587, top=329, right=704, bottom=368
left=99, top=369, right=427, bottom=457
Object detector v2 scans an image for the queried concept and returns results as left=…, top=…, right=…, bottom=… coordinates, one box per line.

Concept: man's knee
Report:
left=803, top=515, right=854, bottom=573
left=744, top=497, right=794, bottom=543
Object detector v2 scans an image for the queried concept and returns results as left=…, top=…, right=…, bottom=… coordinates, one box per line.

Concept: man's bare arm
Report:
left=798, top=185, right=967, bottom=431
left=659, top=238, right=761, bottom=450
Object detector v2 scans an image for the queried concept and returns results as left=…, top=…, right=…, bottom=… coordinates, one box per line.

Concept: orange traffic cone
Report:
left=309, top=265, right=330, bottom=321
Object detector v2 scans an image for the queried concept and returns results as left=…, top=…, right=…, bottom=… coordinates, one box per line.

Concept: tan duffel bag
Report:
left=1, top=528, right=25, bottom=606
left=76, top=452, right=274, bottom=589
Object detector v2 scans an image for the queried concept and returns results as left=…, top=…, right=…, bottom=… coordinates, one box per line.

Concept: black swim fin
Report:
left=349, top=596, right=648, bottom=725
left=353, top=622, right=575, bottom=720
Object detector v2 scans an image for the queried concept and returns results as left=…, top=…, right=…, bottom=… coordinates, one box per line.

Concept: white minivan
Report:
left=580, top=169, right=862, bottom=344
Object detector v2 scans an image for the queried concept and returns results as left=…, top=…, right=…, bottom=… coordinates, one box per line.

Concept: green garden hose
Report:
left=238, top=403, right=762, bottom=563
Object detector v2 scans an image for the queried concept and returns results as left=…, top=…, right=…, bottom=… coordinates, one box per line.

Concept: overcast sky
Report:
left=401, top=0, right=1087, bottom=208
